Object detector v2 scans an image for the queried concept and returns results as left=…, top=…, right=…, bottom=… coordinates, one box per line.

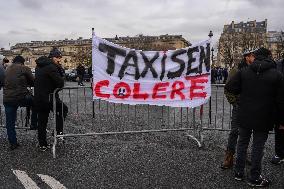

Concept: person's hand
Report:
left=280, top=125, right=284, bottom=130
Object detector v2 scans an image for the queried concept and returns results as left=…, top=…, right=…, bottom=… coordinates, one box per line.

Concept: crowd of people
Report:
left=211, top=67, right=229, bottom=84
left=0, top=46, right=284, bottom=187
left=0, top=48, right=68, bottom=151
left=222, top=48, right=284, bottom=187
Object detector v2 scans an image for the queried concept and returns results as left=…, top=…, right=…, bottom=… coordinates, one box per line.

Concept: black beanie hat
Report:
left=254, top=47, right=272, bottom=58
left=48, top=48, right=62, bottom=58
left=12, top=55, right=25, bottom=64
left=3, top=58, right=9, bottom=63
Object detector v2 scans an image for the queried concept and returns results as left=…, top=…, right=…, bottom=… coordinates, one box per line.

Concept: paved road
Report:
left=0, top=82, right=283, bottom=188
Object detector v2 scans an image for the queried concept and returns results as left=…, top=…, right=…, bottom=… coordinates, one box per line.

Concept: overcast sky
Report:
left=0, top=0, right=283, bottom=49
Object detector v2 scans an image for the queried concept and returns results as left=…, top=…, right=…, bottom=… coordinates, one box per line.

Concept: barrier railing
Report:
left=0, top=105, right=32, bottom=130
left=52, top=86, right=204, bottom=158
left=203, top=84, right=232, bottom=131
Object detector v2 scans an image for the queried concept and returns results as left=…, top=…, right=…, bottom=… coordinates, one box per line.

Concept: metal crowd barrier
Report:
left=202, top=84, right=233, bottom=131
left=51, top=86, right=205, bottom=158
left=0, top=105, right=32, bottom=130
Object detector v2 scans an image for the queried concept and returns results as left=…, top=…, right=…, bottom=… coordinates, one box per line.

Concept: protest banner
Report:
left=92, top=35, right=211, bottom=108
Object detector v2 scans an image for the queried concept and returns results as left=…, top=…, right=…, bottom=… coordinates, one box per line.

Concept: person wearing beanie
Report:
left=34, top=50, right=68, bottom=151
left=3, top=55, right=35, bottom=150
left=225, top=48, right=284, bottom=187
left=3, top=57, right=12, bottom=69
left=12, top=55, right=25, bottom=64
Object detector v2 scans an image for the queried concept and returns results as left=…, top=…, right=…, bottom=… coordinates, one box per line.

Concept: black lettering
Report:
left=98, top=43, right=126, bottom=75
left=198, top=43, right=210, bottom=73
left=160, top=53, right=167, bottom=81
left=118, top=51, right=140, bottom=80
left=167, top=49, right=186, bottom=79
left=140, top=52, right=159, bottom=78
left=186, top=47, right=199, bottom=75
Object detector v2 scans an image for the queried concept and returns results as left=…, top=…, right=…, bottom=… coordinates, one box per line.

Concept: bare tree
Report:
left=71, top=47, right=92, bottom=67
left=275, top=31, right=284, bottom=60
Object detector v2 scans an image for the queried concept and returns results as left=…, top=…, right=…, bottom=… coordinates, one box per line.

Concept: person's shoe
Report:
left=271, top=155, right=284, bottom=165
left=38, top=144, right=50, bottom=152
left=234, top=172, right=244, bottom=181
left=10, top=143, right=20, bottom=150
left=221, top=150, right=234, bottom=169
left=248, top=175, right=270, bottom=187
left=57, top=132, right=65, bottom=143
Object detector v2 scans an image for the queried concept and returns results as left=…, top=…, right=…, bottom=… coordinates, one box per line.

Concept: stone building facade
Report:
left=217, top=20, right=284, bottom=67
left=217, top=20, right=268, bottom=68
left=267, top=31, right=284, bottom=61
left=0, top=34, right=190, bottom=69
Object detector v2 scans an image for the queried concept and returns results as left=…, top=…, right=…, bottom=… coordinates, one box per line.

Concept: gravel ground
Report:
left=0, top=82, right=283, bottom=188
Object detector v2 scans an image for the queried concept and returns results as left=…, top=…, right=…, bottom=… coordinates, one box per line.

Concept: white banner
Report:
left=92, top=35, right=211, bottom=108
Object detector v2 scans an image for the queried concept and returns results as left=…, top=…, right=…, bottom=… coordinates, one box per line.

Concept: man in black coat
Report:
left=225, top=48, right=284, bottom=187
left=272, top=54, right=284, bottom=164
left=34, top=48, right=68, bottom=151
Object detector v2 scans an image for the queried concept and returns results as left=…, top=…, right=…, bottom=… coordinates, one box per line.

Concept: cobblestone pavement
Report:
left=0, top=82, right=283, bottom=188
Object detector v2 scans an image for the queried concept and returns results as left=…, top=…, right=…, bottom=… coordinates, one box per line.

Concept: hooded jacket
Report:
left=34, top=56, right=64, bottom=112
left=3, top=62, right=34, bottom=104
left=225, top=56, right=284, bottom=131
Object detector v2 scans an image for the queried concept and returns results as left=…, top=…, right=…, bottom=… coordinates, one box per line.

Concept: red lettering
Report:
left=188, top=77, right=208, bottom=100
left=152, top=82, right=169, bottom=99
left=113, top=82, right=131, bottom=99
left=133, top=83, right=149, bottom=100
left=94, top=80, right=110, bottom=98
left=170, top=81, right=185, bottom=100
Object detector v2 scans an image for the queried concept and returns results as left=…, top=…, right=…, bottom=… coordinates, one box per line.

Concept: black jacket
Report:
left=34, top=56, right=64, bottom=112
left=225, top=56, right=284, bottom=131
left=277, top=59, right=284, bottom=75
left=76, top=65, right=85, bottom=76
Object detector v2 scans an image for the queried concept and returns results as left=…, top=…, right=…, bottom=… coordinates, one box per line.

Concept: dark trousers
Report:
left=78, top=74, right=84, bottom=85
left=25, top=106, right=38, bottom=129
left=226, top=104, right=240, bottom=154
left=37, top=100, right=68, bottom=146
left=37, top=111, right=49, bottom=146
left=275, top=125, right=284, bottom=158
left=235, top=127, right=269, bottom=181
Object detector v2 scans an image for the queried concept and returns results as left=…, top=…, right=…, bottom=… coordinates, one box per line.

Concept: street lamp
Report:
left=211, top=47, right=214, bottom=66
left=208, top=31, right=214, bottom=125
left=208, top=30, right=213, bottom=38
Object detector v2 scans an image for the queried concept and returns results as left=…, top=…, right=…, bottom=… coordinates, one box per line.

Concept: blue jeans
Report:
left=4, top=104, right=18, bottom=145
